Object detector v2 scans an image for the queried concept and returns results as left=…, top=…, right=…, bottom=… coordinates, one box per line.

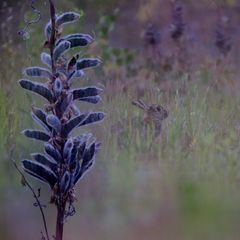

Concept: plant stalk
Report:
left=47, top=1, right=67, bottom=240
left=55, top=201, right=66, bottom=240
left=48, top=0, right=56, bottom=76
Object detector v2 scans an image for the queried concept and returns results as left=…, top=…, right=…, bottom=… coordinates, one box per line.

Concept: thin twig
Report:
left=18, top=0, right=41, bottom=39
left=12, top=160, right=50, bottom=240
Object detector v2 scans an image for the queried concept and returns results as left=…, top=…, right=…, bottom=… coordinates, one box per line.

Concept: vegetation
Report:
left=17, top=1, right=104, bottom=239
left=0, top=0, right=240, bottom=240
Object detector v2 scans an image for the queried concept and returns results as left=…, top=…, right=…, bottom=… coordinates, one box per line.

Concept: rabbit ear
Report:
left=138, top=99, right=148, bottom=109
left=132, top=100, right=147, bottom=110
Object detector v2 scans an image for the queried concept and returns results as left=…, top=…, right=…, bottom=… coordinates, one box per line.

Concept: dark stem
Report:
left=55, top=201, right=66, bottom=240
left=47, top=2, right=67, bottom=239
left=13, top=161, right=50, bottom=240
left=48, top=0, right=56, bottom=75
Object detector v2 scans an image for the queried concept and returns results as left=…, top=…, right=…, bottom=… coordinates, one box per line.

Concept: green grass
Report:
left=2, top=55, right=240, bottom=240
left=90, top=74, right=240, bottom=240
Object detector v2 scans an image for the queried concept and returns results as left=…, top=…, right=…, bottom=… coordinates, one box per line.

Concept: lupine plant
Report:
left=170, top=0, right=192, bottom=79
left=144, top=22, right=161, bottom=65
left=215, top=15, right=232, bottom=58
left=18, top=1, right=105, bottom=239
left=170, top=0, right=185, bottom=43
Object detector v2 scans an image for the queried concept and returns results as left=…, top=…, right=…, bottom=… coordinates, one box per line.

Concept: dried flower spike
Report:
left=18, top=1, right=105, bottom=240
left=170, top=0, right=186, bottom=42
left=144, top=22, right=161, bottom=47
left=144, top=22, right=161, bottom=64
left=215, top=15, right=232, bottom=57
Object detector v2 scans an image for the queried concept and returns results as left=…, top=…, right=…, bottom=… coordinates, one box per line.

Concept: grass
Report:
left=81, top=74, right=240, bottom=240
left=1, top=52, right=240, bottom=240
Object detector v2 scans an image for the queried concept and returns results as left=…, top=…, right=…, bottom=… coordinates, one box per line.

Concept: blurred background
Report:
left=1, top=0, right=240, bottom=239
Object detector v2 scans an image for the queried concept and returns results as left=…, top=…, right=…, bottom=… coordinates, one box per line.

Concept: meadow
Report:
left=0, top=0, right=240, bottom=239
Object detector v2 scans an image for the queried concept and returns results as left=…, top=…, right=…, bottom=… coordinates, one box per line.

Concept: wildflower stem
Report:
left=47, top=1, right=67, bottom=239
left=55, top=201, right=67, bottom=240
left=48, top=0, right=56, bottom=75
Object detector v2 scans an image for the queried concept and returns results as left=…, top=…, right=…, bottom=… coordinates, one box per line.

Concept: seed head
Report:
left=170, top=0, right=185, bottom=42
left=215, top=16, right=232, bottom=56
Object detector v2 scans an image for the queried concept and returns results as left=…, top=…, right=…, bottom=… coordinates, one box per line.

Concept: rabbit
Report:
left=110, top=100, right=168, bottom=150
left=132, top=99, right=168, bottom=141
